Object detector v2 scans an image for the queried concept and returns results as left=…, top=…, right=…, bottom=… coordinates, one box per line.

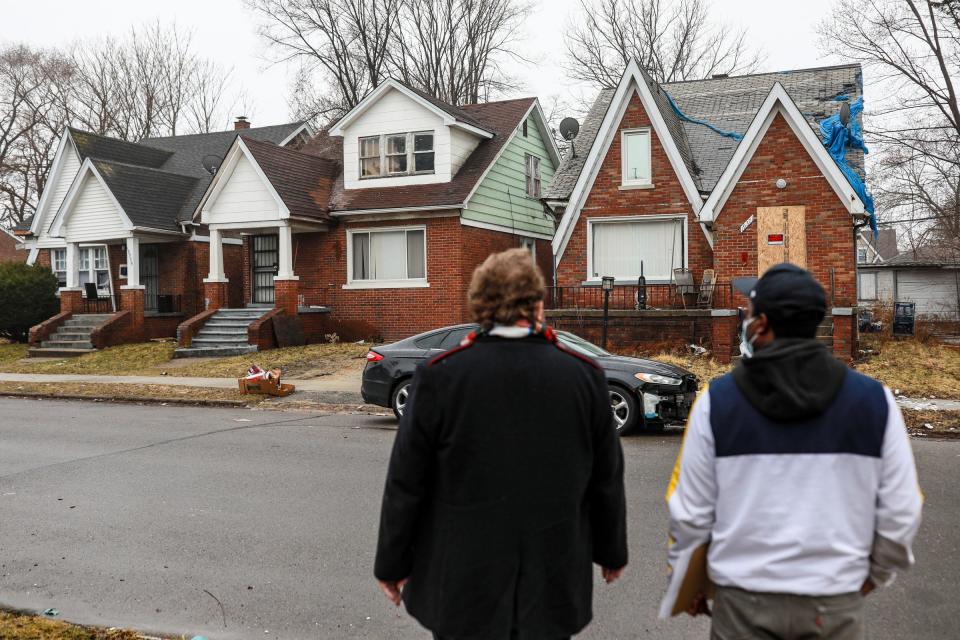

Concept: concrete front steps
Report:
left=28, top=314, right=113, bottom=358
left=174, top=308, right=269, bottom=358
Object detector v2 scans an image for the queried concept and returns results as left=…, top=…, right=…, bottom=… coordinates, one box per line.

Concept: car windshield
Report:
left=557, top=331, right=610, bottom=357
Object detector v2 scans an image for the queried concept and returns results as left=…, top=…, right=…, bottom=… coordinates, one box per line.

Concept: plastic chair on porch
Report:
left=697, top=269, right=716, bottom=308
left=671, top=268, right=695, bottom=309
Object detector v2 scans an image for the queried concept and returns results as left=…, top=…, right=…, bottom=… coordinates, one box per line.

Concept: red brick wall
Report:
left=0, top=232, right=22, bottom=263
left=190, top=240, right=242, bottom=311
left=712, top=113, right=857, bottom=307
left=547, top=310, right=714, bottom=355
left=281, top=217, right=548, bottom=341
left=556, top=92, right=709, bottom=286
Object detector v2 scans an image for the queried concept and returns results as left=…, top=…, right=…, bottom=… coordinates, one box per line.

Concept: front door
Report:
left=251, top=234, right=279, bottom=304
left=141, top=245, right=159, bottom=311
left=756, top=206, right=807, bottom=275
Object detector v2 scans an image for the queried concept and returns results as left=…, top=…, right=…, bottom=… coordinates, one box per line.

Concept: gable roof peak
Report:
left=329, top=78, right=495, bottom=138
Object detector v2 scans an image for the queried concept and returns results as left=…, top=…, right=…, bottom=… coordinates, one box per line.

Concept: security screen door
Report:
left=141, top=245, right=159, bottom=311
left=252, top=234, right=279, bottom=304
left=756, top=206, right=807, bottom=275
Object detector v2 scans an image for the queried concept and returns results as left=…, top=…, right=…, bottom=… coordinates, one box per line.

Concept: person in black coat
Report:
left=374, top=248, right=628, bottom=640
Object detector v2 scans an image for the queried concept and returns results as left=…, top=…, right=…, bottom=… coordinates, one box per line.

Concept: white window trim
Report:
left=621, top=128, right=652, bottom=187
left=77, top=245, right=112, bottom=295
left=524, top=153, right=541, bottom=198
left=359, top=131, right=436, bottom=180
left=52, top=248, right=67, bottom=287
left=344, top=225, right=429, bottom=289
left=585, top=214, right=688, bottom=284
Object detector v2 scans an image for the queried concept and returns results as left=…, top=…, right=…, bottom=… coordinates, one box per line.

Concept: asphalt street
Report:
left=0, top=397, right=957, bottom=639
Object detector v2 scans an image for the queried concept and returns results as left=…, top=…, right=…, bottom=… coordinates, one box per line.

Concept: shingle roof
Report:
left=543, top=88, right=614, bottom=200
left=881, top=245, right=960, bottom=267
left=241, top=136, right=337, bottom=220
left=325, top=97, right=535, bottom=212
left=394, top=80, right=494, bottom=133
left=68, top=128, right=172, bottom=168
left=58, top=123, right=306, bottom=232
left=91, top=160, right=198, bottom=232
left=142, top=123, right=307, bottom=221
left=544, top=64, right=865, bottom=200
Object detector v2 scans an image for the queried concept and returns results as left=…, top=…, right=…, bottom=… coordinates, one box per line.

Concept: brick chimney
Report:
left=234, top=116, right=250, bottom=130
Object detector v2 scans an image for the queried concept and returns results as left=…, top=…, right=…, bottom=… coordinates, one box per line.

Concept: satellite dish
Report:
left=839, top=102, right=851, bottom=127
left=201, top=154, right=223, bottom=175
left=559, top=117, right=580, bottom=141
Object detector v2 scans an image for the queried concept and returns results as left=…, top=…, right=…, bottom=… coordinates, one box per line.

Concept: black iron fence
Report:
left=145, top=293, right=184, bottom=314
left=545, top=282, right=737, bottom=311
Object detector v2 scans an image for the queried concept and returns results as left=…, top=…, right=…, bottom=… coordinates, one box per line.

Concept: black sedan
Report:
left=361, top=324, right=698, bottom=434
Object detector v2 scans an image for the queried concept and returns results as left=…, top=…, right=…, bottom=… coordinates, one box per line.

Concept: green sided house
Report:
left=178, top=78, right=560, bottom=353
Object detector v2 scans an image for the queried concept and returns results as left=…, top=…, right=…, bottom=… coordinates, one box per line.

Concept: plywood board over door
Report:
left=756, top=206, right=806, bottom=275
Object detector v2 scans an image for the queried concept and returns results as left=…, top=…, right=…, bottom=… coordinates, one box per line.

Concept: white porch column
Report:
left=65, top=242, right=80, bottom=289
left=124, top=237, right=141, bottom=288
left=206, top=227, right=226, bottom=281
left=276, top=224, right=297, bottom=280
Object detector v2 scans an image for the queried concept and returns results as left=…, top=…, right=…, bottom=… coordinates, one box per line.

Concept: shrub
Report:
left=0, top=262, right=59, bottom=342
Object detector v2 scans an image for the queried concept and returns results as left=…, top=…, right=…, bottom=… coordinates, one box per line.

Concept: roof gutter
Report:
left=331, top=204, right=464, bottom=216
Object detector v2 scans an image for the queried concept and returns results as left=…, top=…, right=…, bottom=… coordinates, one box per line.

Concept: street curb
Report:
left=0, top=390, right=252, bottom=408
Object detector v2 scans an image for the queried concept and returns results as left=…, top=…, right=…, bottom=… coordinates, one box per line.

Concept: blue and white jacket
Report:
left=660, top=368, right=923, bottom=617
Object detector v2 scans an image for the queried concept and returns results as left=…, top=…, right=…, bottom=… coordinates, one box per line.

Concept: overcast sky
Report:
left=3, top=0, right=844, bottom=126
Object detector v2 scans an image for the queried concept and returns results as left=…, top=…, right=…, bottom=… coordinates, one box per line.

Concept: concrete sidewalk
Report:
left=0, top=371, right=362, bottom=394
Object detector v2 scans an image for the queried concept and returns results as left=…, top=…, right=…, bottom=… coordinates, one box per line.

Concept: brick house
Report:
left=23, top=79, right=559, bottom=355
left=183, top=78, right=558, bottom=354
left=543, top=61, right=872, bottom=361
left=18, top=120, right=313, bottom=355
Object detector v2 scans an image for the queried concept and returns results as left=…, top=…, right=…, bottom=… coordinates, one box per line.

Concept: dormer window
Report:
left=359, top=132, right=435, bottom=178
left=621, top=128, right=652, bottom=187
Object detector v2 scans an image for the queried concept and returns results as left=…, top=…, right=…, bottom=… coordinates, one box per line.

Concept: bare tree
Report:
left=390, top=0, right=531, bottom=105
left=820, top=0, right=960, bottom=251
left=248, top=0, right=530, bottom=121
left=0, top=23, right=250, bottom=228
left=564, top=0, right=761, bottom=88
left=0, top=45, right=72, bottom=228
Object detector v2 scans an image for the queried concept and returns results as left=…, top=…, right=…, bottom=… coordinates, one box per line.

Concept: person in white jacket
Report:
left=660, top=263, right=923, bottom=640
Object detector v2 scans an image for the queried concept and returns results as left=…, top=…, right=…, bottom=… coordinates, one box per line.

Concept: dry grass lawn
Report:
left=168, top=342, right=369, bottom=378
left=0, top=610, right=139, bottom=640
left=856, top=337, right=960, bottom=398
left=0, top=341, right=369, bottom=379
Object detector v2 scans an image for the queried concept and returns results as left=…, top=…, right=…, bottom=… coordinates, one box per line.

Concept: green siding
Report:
left=462, top=115, right=557, bottom=237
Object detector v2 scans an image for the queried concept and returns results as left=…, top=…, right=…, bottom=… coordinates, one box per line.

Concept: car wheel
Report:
left=609, top=385, right=639, bottom=435
left=391, top=379, right=412, bottom=420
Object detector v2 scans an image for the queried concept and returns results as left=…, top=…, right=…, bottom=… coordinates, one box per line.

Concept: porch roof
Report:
left=92, top=160, right=198, bottom=233
left=241, top=137, right=337, bottom=221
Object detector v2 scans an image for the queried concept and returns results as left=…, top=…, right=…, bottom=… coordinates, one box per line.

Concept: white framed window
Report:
left=51, top=249, right=67, bottom=288
left=413, top=132, right=435, bottom=173
left=588, top=216, right=685, bottom=282
left=359, top=136, right=381, bottom=177
left=385, top=134, right=407, bottom=174
left=78, top=246, right=110, bottom=292
left=621, top=128, right=652, bottom=186
left=859, top=272, right=878, bottom=300
left=857, top=247, right=868, bottom=263
left=359, top=131, right=435, bottom=178
left=520, top=237, right=536, bottom=260
left=346, top=227, right=427, bottom=287
left=525, top=154, right=541, bottom=198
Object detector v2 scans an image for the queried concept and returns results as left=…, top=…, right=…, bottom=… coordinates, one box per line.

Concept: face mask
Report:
left=739, top=316, right=758, bottom=359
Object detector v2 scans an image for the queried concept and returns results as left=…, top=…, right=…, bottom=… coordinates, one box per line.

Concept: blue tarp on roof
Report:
left=819, top=96, right=876, bottom=237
